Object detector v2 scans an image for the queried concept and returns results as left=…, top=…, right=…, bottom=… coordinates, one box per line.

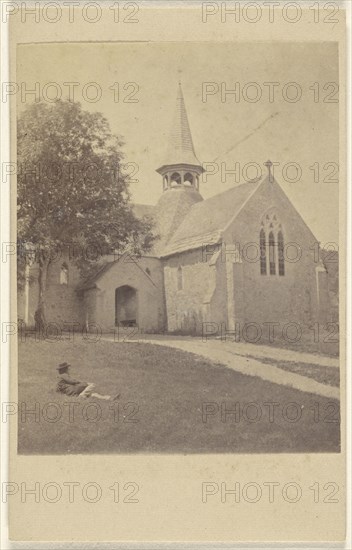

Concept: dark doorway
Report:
left=115, top=285, right=138, bottom=327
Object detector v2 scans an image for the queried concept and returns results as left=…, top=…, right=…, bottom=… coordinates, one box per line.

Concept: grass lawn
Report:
left=223, top=334, right=339, bottom=357
left=18, top=338, right=340, bottom=454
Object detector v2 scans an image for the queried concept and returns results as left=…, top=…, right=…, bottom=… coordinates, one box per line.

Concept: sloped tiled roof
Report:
left=152, top=187, right=203, bottom=254
left=161, top=178, right=262, bottom=256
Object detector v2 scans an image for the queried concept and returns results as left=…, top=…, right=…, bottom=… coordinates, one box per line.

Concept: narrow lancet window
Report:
left=177, top=266, right=183, bottom=290
left=260, top=229, right=266, bottom=275
left=269, top=232, right=276, bottom=275
left=278, top=231, right=285, bottom=276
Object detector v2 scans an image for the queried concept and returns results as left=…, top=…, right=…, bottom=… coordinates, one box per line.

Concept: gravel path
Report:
left=103, top=335, right=340, bottom=400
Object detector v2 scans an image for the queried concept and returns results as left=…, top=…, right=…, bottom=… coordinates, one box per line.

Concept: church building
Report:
left=19, top=84, right=333, bottom=337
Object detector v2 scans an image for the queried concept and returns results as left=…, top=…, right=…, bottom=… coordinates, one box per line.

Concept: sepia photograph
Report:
left=15, top=40, right=341, bottom=455
left=3, top=1, right=348, bottom=546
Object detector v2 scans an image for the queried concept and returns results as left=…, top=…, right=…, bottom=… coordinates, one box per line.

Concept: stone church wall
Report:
left=83, top=288, right=97, bottom=328
left=19, top=255, right=165, bottom=334
left=18, top=256, right=84, bottom=330
left=163, top=249, right=222, bottom=334
left=321, top=249, right=339, bottom=323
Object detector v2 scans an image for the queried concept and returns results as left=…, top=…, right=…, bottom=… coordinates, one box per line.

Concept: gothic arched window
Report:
left=60, top=263, right=68, bottom=285
left=269, top=231, right=276, bottom=275
left=278, top=231, right=285, bottom=276
left=260, top=229, right=266, bottom=275
left=177, top=266, right=183, bottom=290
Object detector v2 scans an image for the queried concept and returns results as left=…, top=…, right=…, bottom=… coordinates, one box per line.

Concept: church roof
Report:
left=131, top=177, right=263, bottom=258
left=157, top=83, right=202, bottom=170
left=153, top=187, right=203, bottom=254
left=161, top=177, right=263, bottom=256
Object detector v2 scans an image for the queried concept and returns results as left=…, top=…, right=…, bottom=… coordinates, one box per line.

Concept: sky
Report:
left=17, top=41, right=339, bottom=243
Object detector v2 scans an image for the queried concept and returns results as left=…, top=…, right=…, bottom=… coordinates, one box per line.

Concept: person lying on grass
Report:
left=56, top=362, right=120, bottom=400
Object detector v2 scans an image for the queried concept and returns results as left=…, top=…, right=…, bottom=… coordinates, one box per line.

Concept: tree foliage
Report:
left=17, top=100, right=154, bottom=327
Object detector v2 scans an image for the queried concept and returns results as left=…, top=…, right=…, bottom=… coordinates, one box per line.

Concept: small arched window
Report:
left=60, top=263, right=68, bottom=285
left=177, top=266, right=183, bottom=290
left=184, top=172, right=194, bottom=186
left=146, top=267, right=151, bottom=276
left=170, top=172, right=181, bottom=185
left=269, top=232, right=276, bottom=275
left=278, top=231, right=285, bottom=276
left=260, top=229, right=266, bottom=275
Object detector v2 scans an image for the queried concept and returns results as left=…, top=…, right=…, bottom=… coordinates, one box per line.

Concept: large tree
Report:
left=17, top=100, right=154, bottom=330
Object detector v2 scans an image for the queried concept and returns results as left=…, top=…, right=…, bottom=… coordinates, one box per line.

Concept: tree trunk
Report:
left=34, top=256, right=50, bottom=337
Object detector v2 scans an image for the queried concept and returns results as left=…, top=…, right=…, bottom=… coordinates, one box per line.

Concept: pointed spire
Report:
left=159, top=83, right=202, bottom=169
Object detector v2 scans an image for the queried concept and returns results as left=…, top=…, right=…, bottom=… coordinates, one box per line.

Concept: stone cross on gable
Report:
left=264, top=160, right=273, bottom=183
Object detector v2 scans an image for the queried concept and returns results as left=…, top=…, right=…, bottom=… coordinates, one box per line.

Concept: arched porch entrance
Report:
left=115, top=285, right=138, bottom=327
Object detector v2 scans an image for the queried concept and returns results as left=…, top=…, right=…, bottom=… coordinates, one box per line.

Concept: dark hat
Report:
left=57, top=362, right=71, bottom=371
